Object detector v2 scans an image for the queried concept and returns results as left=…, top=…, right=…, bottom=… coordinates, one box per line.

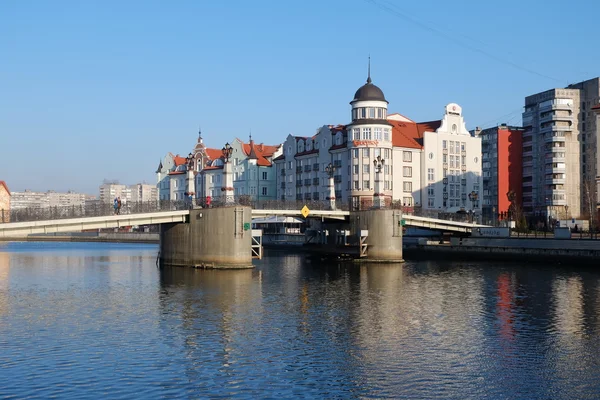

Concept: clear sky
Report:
left=1, top=0, right=598, bottom=195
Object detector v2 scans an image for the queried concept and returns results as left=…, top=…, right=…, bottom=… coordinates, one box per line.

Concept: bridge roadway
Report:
left=0, top=208, right=486, bottom=238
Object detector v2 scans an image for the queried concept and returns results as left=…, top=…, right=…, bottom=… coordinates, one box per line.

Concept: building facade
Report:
left=0, top=181, right=10, bottom=222
left=477, top=125, right=524, bottom=224
left=10, top=190, right=94, bottom=210
left=522, top=88, right=581, bottom=220
left=274, top=75, right=482, bottom=214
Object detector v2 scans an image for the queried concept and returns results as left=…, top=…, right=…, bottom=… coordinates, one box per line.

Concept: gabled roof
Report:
left=239, top=139, right=280, bottom=167
left=0, top=180, right=10, bottom=195
left=173, top=155, right=187, bottom=166
left=205, top=148, right=223, bottom=160
left=388, top=115, right=442, bottom=149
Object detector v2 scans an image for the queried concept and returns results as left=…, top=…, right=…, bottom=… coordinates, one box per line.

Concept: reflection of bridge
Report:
left=0, top=208, right=486, bottom=238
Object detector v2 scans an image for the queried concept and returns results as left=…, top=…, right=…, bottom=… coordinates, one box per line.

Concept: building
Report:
left=99, top=181, right=158, bottom=204
left=523, top=88, right=581, bottom=220
left=274, top=72, right=482, bottom=214
left=196, top=136, right=282, bottom=201
left=0, top=181, right=10, bottom=222
left=10, top=190, right=94, bottom=210
left=522, top=78, right=600, bottom=222
left=477, top=125, right=524, bottom=225
left=156, top=131, right=282, bottom=203
left=99, top=181, right=127, bottom=203
left=594, top=103, right=600, bottom=219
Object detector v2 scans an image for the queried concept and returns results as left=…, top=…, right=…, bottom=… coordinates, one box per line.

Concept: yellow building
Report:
left=0, top=181, right=10, bottom=222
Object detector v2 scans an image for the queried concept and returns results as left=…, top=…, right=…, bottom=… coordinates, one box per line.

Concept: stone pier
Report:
left=350, top=209, right=404, bottom=262
left=160, top=206, right=253, bottom=269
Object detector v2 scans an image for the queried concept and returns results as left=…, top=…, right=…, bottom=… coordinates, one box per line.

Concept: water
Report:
left=1, top=242, right=600, bottom=399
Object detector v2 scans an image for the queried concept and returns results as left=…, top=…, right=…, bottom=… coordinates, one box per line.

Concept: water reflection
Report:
left=1, top=243, right=600, bottom=398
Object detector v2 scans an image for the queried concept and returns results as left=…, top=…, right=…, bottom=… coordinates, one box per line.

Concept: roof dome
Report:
left=352, top=76, right=387, bottom=103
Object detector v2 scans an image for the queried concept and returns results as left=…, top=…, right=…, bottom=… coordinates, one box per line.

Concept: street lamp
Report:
left=221, top=142, right=233, bottom=163
left=373, top=156, right=385, bottom=209
left=325, top=163, right=336, bottom=210
left=468, top=191, right=478, bottom=223
left=186, top=152, right=194, bottom=170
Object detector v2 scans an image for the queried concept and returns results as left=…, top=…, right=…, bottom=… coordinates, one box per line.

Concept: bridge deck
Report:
left=0, top=208, right=486, bottom=238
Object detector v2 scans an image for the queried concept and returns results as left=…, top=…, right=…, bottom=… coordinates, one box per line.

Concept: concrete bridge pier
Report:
left=160, top=207, right=253, bottom=269
left=351, top=209, right=404, bottom=263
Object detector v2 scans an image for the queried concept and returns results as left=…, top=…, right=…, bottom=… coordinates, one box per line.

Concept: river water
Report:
left=1, top=242, right=599, bottom=399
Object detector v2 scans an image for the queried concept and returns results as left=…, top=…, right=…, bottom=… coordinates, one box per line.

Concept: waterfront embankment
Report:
left=0, top=232, right=159, bottom=244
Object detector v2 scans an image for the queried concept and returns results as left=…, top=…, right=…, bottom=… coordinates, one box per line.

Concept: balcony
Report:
left=313, top=163, right=320, bottom=171
left=303, top=165, right=311, bottom=172
left=333, top=160, right=342, bottom=168
left=545, top=177, right=566, bottom=185
left=544, top=134, right=566, bottom=144
left=523, top=180, right=533, bottom=187
left=522, top=149, right=533, bottom=157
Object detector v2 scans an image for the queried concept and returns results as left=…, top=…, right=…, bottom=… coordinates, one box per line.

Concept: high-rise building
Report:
left=10, top=190, right=95, bottom=210
left=522, top=78, right=600, bottom=222
left=477, top=125, right=524, bottom=225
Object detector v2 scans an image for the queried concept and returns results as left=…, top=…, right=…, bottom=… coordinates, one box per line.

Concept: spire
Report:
left=198, top=125, right=203, bottom=144
left=367, top=55, right=372, bottom=84
left=249, top=129, right=253, bottom=143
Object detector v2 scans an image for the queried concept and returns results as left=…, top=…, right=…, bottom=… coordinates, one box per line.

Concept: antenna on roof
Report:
left=367, top=54, right=372, bottom=84
left=249, top=129, right=252, bottom=142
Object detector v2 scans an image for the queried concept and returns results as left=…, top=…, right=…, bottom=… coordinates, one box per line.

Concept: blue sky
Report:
left=1, top=0, right=598, bottom=194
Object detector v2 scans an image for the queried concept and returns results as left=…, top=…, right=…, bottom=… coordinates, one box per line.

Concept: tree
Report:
left=582, top=179, right=597, bottom=234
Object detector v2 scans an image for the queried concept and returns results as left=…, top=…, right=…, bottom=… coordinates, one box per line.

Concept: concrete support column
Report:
left=351, top=209, right=403, bottom=262
left=328, top=176, right=336, bottom=210
left=160, top=207, right=253, bottom=268
left=222, top=161, right=235, bottom=203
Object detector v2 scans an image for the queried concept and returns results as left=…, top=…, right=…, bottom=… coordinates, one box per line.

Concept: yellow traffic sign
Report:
left=301, top=205, right=310, bottom=218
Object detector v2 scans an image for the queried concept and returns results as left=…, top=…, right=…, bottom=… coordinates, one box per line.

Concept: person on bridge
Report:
left=117, top=197, right=122, bottom=215
left=113, top=197, right=118, bottom=215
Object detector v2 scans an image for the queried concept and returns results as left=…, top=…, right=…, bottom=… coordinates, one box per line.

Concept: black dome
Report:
left=352, top=77, right=387, bottom=103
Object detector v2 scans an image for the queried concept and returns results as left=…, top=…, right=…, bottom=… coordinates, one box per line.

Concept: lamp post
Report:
left=373, top=155, right=385, bottom=209
left=468, top=191, right=478, bottom=224
left=185, top=152, right=195, bottom=207
left=221, top=143, right=234, bottom=204
left=325, top=162, right=336, bottom=210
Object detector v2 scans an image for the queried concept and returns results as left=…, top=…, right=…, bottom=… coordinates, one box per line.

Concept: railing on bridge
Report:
left=1, top=200, right=190, bottom=224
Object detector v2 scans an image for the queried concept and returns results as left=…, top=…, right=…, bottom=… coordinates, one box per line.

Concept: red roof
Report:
left=168, top=171, right=186, bottom=175
left=173, top=155, right=187, bottom=166
left=205, top=148, right=223, bottom=160
left=592, top=104, right=600, bottom=111
left=239, top=139, right=280, bottom=167
left=201, top=166, right=224, bottom=171
left=388, top=118, right=441, bottom=149
left=0, top=180, right=10, bottom=195
left=417, top=120, right=442, bottom=135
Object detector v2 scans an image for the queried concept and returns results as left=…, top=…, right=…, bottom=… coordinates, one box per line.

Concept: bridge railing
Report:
left=1, top=201, right=190, bottom=224
left=196, top=196, right=350, bottom=211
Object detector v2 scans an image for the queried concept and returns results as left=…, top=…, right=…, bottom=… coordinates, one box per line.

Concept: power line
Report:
left=362, top=0, right=564, bottom=83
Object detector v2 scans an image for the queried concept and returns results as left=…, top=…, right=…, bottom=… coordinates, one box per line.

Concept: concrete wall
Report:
left=350, top=209, right=403, bottom=262
left=160, top=206, right=252, bottom=268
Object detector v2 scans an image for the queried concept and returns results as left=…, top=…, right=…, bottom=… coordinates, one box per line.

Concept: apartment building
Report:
left=11, top=190, right=95, bottom=210
left=522, top=78, right=600, bottom=221
left=477, top=125, right=524, bottom=224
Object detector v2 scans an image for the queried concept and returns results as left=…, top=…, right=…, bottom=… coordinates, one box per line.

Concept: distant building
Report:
left=10, top=190, right=94, bottom=210
left=0, top=181, right=10, bottom=222
left=99, top=181, right=158, bottom=204
left=477, top=125, right=524, bottom=224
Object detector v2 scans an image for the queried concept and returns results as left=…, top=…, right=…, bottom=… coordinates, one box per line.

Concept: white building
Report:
left=11, top=190, right=96, bottom=210
left=100, top=182, right=158, bottom=204
left=274, top=73, right=482, bottom=213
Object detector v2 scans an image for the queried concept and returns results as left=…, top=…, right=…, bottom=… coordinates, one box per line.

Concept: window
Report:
left=403, top=151, right=412, bottom=162
left=455, top=142, right=460, bottom=154
left=362, top=128, right=371, bottom=140
left=428, top=168, right=434, bottom=181
left=374, top=148, right=382, bottom=157
left=363, top=164, right=370, bottom=173
left=403, top=166, right=412, bottom=177
left=427, top=185, right=434, bottom=196
left=262, top=187, right=267, bottom=196
left=353, top=165, right=359, bottom=174
left=352, top=149, right=359, bottom=158
left=403, top=197, right=413, bottom=206
left=450, top=141, right=454, bottom=154
left=354, top=181, right=359, bottom=190
left=384, top=128, right=391, bottom=141
left=442, top=140, right=447, bottom=149
left=403, top=182, right=412, bottom=192
left=428, top=198, right=435, bottom=207
left=363, top=148, right=369, bottom=158
left=209, top=176, right=213, bottom=184
left=363, top=180, right=370, bottom=190
left=374, top=128, right=382, bottom=140
left=384, top=164, right=389, bottom=174
left=288, top=161, right=293, bottom=170
left=234, top=158, right=239, bottom=166
left=369, top=108, right=375, bottom=118
left=384, top=148, right=391, bottom=158
left=461, top=142, right=466, bottom=151
left=353, top=128, right=360, bottom=140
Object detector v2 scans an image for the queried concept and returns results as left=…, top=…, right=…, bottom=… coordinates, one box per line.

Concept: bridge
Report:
left=0, top=207, right=486, bottom=238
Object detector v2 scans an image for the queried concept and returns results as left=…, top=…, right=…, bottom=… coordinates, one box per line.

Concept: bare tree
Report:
left=582, top=179, right=597, bottom=234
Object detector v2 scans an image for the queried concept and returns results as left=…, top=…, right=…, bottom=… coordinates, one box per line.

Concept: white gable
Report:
left=387, top=113, right=414, bottom=123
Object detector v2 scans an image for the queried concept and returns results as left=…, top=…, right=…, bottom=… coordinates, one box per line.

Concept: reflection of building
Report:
left=476, top=125, right=524, bottom=224
left=273, top=72, right=482, bottom=212
left=0, top=181, right=10, bottom=222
